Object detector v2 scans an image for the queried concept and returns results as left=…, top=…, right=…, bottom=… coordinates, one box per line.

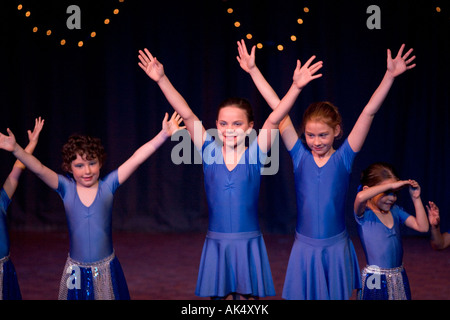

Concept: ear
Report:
left=362, top=185, right=369, bottom=190
left=334, top=125, right=341, bottom=138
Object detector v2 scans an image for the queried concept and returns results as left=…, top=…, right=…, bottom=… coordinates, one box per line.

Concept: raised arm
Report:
left=258, top=57, right=323, bottom=152
left=2, top=118, right=45, bottom=198
left=237, top=39, right=322, bottom=151
left=427, top=202, right=450, bottom=250
left=347, top=44, right=416, bottom=152
left=403, top=180, right=429, bottom=232
left=117, top=111, right=185, bottom=184
left=354, top=179, right=411, bottom=216
left=138, top=49, right=204, bottom=149
left=0, top=127, right=58, bottom=190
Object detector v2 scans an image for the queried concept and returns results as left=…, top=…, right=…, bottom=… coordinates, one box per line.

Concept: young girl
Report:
left=0, top=117, right=44, bottom=300
left=237, top=39, right=416, bottom=299
left=0, top=112, right=184, bottom=300
left=354, top=162, right=429, bottom=299
left=138, top=47, right=322, bottom=299
left=427, top=202, right=450, bottom=250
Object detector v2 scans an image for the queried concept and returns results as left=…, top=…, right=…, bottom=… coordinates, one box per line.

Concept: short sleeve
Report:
left=0, top=188, right=11, bottom=215
left=102, top=169, right=120, bottom=194
left=288, top=139, right=306, bottom=171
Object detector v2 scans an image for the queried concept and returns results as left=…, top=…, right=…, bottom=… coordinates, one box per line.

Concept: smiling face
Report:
left=216, top=106, right=254, bottom=149
left=70, top=153, right=101, bottom=188
left=304, top=120, right=340, bottom=157
left=367, top=178, right=399, bottom=213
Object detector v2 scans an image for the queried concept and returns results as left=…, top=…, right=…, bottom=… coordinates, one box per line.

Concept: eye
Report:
left=89, top=161, right=97, bottom=166
left=219, top=121, right=227, bottom=127
left=233, top=122, right=243, bottom=127
left=74, top=164, right=83, bottom=168
left=319, top=133, right=329, bottom=138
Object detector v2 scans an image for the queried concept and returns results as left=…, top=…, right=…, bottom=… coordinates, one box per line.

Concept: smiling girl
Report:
left=0, top=112, right=184, bottom=299
left=138, top=47, right=322, bottom=299
left=237, top=39, right=416, bottom=299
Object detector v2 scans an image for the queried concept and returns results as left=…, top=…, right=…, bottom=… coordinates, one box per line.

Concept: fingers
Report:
left=396, top=43, right=406, bottom=58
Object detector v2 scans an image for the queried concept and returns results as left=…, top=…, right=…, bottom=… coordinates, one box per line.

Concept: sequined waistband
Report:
left=67, top=251, right=115, bottom=268
left=0, top=254, right=10, bottom=265
left=363, top=264, right=404, bottom=275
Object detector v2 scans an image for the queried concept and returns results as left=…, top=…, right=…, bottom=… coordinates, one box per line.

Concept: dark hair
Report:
left=360, top=162, right=400, bottom=188
left=61, top=134, right=106, bottom=172
left=301, top=101, right=343, bottom=139
left=217, top=97, right=254, bottom=123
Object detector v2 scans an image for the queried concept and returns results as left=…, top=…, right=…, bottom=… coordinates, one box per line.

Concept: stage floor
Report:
left=9, top=231, right=450, bottom=300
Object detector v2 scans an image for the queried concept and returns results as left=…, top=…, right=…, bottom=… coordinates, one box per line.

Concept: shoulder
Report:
left=335, top=138, right=357, bottom=171
left=391, top=205, right=411, bottom=223
left=101, top=169, right=120, bottom=192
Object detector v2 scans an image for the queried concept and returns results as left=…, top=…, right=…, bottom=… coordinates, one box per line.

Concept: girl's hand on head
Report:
left=236, top=39, right=256, bottom=73
left=387, top=44, right=416, bottom=78
left=292, top=56, right=323, bottom=90
left=138, top=48, right=165, bottom=82
left=426, top=201, right=440, bottom=226
left=162, top=111, right=186, bottom=138
left=408, top=179, right=421, bottom=199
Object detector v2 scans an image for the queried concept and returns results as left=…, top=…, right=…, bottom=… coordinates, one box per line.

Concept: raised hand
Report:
left=292, top=56, right=323, bottom=90
left=0, top=129, right=18, bottom=152
left=138, top=48, right=165, bottom=82
left=27, top=117, right=45, bottom=145
left=236, top=39, right=256, bottom=73
left=408, top=179, right=421, bottom=199
left=426, top=201, right=440, bottom=226
left=387, top=44, right=416, bottom=78
left=162, top=111, right=185, bottom=138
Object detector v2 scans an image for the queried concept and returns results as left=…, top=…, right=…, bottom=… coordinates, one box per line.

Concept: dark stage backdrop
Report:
left=0, top=0, right=448, bottom=236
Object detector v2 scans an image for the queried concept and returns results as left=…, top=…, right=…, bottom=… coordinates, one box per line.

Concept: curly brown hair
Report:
left=61, top=134, right=107, bottom=173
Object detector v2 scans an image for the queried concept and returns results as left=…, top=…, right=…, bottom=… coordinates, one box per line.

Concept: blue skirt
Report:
left=58, top=251, right=130, bottom=300
left=0, top=255, right=22, bottom=300
left=282, top=230, right=361, bottom=300
left=195, top=230, right=276, bottom=298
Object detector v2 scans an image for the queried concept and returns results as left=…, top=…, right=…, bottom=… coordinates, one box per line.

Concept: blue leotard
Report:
left=282, top=138, right=361, bottom=300
left=195, top=134, right=275, bottom=298
left=55, top=170, right=120, bottom=263
left=202, top=135, right=265, bottom=233
left=355, top=205, right=411, bottom=269
left=290, top=138, right=355, bottom=238
left=0, top=188, right=11, bottom=259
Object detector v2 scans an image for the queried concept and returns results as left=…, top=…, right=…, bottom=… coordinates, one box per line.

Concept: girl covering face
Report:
left=354, top=162, right=428, bottom=300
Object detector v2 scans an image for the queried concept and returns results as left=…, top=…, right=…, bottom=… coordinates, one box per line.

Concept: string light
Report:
left=16, top=0, right=126, bottom=47
left=225, top=2, right=311, bottom=52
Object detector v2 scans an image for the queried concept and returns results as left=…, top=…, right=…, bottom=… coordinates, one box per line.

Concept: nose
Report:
left=85, top=165, right=92, bottom=174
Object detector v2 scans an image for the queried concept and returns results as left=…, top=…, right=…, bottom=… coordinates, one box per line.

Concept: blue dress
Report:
left=0, top=188, right=22, bottom=300
left=195, top=134, right=275, bottom=298
left=355, top=205, right=412, bottom=299
left=282, top=139, right=361, bottom=300
left=55, top=170, right=129, bottom=300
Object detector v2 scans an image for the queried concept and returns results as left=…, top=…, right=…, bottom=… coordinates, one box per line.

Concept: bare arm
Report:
left=237, top=40, right=299, bottom=150
left=117, top=112, right=184, bottom=184
left=2, top=118, right=45, bottom=198
left=403, top=180, right=429, bottom=232
left=0, top=128, right=58, bottom=190
left=138, top=49, right=204, bottom=149
left=348, top=44, right=416, bottom=152
left=354, top=180, right=412, bottom=216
